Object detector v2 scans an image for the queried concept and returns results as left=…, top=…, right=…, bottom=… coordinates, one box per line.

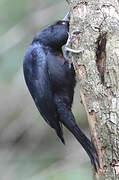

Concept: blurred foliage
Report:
left=0, top=0, right=92, bottom=179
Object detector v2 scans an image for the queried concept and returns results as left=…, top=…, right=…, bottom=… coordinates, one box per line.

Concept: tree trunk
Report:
left=67, top=0, right=119, bottom=179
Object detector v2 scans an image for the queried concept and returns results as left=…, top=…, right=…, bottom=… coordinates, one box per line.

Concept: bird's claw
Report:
left=64, top=30, right=83, bottom=65
left=65, top=47, right=84, bottom=54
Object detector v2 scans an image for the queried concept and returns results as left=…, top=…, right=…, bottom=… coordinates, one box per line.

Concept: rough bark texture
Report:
left=67, top=0, right=119, bottom=179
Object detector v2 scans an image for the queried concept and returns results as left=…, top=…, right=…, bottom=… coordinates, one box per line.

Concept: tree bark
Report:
left=66, top=0, right=119, bottom=179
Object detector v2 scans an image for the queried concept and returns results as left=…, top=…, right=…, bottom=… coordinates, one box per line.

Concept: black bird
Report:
left=23, top=14, right=99, bottom=171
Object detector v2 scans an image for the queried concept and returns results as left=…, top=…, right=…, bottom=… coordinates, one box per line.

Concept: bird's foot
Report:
left=64, top=30, right=84, bottom=67
left=65, top=47, right=84, bottom=54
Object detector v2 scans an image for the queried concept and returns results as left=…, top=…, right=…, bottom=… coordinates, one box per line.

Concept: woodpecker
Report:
left=23, top=13, right=99, bottom=171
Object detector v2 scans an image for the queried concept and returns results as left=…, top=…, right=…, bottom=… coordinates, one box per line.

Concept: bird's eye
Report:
left=62, top=22, right=66, bottom=25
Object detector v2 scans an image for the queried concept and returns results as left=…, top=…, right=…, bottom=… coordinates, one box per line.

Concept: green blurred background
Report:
left=0, top=0, right=93, bottom=179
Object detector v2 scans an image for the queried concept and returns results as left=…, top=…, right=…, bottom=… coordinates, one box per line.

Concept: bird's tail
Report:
left=64, top=120, right=99, bottom=171
left=70, top=124, right=99, bottom=171
left=55, top=99, right=99, bottom=171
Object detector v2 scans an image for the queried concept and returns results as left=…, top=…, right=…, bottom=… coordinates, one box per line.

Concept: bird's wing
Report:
left=23, top=44, right=64, bottom=143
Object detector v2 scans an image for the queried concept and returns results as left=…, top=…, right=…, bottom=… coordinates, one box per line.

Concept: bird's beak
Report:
left=63, top=12, right=70, bottom=21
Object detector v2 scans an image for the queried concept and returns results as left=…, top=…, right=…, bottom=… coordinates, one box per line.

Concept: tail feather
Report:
left=72, top=125, right=99, bottom=171
left=55, top=122, right=65, bottom=144
left=55, top=97, right=99, bottom=171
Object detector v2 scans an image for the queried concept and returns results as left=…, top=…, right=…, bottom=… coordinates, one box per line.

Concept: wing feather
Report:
left=23, top=43, right=64, bottom=143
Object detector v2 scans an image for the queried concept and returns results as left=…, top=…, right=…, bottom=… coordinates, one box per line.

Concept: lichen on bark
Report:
left=67, top=0, right=119, bottom=179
